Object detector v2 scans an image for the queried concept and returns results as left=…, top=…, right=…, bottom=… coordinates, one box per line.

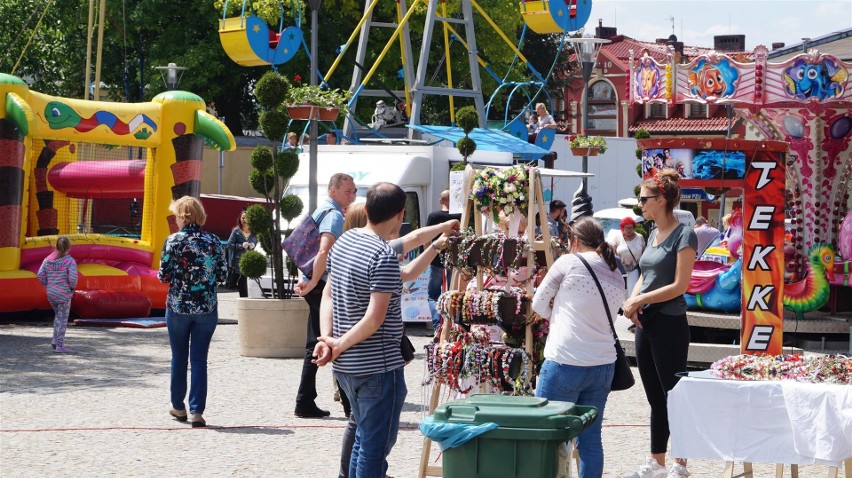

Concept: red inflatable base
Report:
left=72, top=290, right=152, bottom=319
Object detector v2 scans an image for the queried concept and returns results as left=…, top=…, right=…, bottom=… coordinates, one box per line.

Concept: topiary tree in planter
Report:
left=239, top=71, right=304, bottom=299
left=455, top=106, right=478, bottom=163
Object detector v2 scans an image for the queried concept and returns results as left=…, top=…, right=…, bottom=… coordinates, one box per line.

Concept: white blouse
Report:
left=532, top=252, right=625, bottom=367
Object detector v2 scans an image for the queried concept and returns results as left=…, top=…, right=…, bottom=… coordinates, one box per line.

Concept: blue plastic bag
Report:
left=419, top=415, right=499, bottom=451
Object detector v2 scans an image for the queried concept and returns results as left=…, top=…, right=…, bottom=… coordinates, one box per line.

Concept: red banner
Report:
left=740, top=151, right=786, bottom=354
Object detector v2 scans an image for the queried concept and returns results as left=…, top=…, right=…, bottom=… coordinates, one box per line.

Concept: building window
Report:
left=649, top=103, right=667, bottom=119
left=586, top=81, right=617, bottom=135
left=689, top=103, right=707, bottom=118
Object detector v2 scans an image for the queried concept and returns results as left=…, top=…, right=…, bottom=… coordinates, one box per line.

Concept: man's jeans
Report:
left=166, top=308, right=218, bottom=414
left=335, top=368, right=407, bottom=478
left=535, top=360, right=614, bottom=478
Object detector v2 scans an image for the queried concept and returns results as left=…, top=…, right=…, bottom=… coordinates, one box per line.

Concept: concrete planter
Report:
left=236, top=297, right=308, bottom=358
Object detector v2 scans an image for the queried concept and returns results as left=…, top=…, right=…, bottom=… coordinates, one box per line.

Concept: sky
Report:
left=589, top=0, right=852, bottom=51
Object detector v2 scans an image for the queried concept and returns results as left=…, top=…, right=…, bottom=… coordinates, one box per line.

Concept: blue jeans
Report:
left=535, top=359, right=614, bottom=478
left=335, top=368, right=407, bottom=478
left=166, top=308, right=218, bottom=414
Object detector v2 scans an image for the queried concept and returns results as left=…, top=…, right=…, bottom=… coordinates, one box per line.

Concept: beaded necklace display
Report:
left=710, top=354, right=852, bottom=384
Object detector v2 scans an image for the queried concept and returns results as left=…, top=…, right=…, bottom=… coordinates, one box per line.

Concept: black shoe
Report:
left=294, top=406, right=331, bottom=419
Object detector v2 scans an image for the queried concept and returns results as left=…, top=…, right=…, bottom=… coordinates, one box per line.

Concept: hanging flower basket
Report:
left=567, top=133, right=607, bottom=155
left=286, top=104, right=340, bottom=121
left=571, top=147, right=600, bottom=156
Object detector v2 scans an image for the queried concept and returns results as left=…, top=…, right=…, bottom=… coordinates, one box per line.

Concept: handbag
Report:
left=281, top=208, right=334, bottom=279
left=400, top=335, right=415, bottom=365
left=575, top=254, right=636, bottom=391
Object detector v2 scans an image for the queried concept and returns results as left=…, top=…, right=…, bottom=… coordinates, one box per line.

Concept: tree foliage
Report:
left=3, top=0, right=573, bottom=133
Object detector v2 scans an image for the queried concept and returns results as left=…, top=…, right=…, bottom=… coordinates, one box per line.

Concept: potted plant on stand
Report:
left=286, top=81, right=351, bottom=122
left=236, top=71, right=308, bottom=358
left=567, top=132, right=608, bottom=156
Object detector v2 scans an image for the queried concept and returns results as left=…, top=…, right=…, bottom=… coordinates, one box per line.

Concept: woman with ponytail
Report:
left=622, top=169, right=696, bottom=478
left=531, top=216, right=625, bottom=478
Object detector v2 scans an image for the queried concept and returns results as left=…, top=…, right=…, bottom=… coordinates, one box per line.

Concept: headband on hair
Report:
left=653, top=174, right=667, bottom=195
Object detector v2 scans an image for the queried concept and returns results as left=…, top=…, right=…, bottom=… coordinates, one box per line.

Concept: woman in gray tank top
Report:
left=621, top=169, right=697, bottom=478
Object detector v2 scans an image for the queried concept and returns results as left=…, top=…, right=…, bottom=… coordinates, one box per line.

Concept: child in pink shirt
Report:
left=37, top=237, right=78, bottom=352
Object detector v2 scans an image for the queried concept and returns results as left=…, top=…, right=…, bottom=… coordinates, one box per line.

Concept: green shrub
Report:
left=275, top=149, right=299, bottom=179
left=456, top=136, right=477, bottom=158
left=239, top=250, right=269, bottom=280
left=250, top=145, right=273, bottom=171
left=259, top=109, right=288, bottom=144
left=456, top=106, right=479, bottom=134
left=279, top=194, right=304, bottom=222
left=255, top=72, right=289, bottom=110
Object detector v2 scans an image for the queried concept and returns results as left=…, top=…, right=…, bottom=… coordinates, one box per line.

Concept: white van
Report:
left=285, top=144, right=513, bottom=231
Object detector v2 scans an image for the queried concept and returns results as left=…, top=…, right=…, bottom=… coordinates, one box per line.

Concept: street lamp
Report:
left=154, top=62, right=187, bottom=90
left=565, top=36, right=610, bottom=222
left=307, top=0, right=322, bottom=213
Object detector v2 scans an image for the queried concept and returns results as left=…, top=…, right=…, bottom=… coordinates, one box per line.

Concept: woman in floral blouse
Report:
left=158, top=196, right=227, bottom=428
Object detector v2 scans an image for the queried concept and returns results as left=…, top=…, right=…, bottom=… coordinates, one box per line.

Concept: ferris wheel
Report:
left=322, top=0, right=593, bottom=145
left=218, top=0, right=594, bottom=148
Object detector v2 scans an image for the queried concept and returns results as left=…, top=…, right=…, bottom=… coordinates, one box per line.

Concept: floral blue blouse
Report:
left=158, top=224, right=228, bottom=314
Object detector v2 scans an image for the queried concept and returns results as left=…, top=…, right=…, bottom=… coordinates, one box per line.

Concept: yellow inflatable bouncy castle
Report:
left=0, top=73, right=235, bottom=318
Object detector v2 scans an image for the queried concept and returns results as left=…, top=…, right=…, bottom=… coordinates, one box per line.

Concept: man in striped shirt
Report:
left=313, top=182, right=407, bottom=478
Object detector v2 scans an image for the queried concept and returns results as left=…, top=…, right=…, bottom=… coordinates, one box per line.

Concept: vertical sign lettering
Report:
left=741, top=156, right=786, bottom=354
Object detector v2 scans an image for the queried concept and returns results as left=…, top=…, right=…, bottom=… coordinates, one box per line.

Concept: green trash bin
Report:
left=432, top=394, right=598, bottom=478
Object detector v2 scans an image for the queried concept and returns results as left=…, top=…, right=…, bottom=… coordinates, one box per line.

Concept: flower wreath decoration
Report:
left=470, top=165, right=531, bottom=222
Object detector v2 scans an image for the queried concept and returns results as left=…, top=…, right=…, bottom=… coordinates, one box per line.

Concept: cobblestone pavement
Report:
left=0, top=291, right=841, bottom=477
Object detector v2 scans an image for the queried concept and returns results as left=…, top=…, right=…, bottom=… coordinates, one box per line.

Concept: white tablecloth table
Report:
left=668, top=376, right=852, bottom=470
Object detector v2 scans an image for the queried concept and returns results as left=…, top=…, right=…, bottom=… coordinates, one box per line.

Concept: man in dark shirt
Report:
left=425, top=190, right=461, bottom=330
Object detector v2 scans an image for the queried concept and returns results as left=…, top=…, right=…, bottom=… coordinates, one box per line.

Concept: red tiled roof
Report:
left=595, top=35, right=753, bottom=69
left=628, top=117, right=731, bottom=133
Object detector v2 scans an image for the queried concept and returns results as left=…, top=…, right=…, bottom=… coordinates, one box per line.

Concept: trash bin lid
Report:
left=432, top=394, right=578, bottom=430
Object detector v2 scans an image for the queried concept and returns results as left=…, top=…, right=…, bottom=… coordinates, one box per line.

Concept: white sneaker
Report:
left=624, top=457, right=667, bottom=478
left=667, top=464, right=689, bottom=478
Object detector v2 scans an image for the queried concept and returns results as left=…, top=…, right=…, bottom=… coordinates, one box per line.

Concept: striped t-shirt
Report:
left=328, top=228, right=404, bottom=375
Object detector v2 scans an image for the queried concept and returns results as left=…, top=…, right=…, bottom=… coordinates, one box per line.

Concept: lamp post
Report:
left=307, top=0, right=321, bottom=213
left=565, top=37, right=609, bottom=222
left=154, top=62, right=187, bottom=91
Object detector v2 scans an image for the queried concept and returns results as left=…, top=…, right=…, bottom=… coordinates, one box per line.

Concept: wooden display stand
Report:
left=418, top=165, right=556, bottom=478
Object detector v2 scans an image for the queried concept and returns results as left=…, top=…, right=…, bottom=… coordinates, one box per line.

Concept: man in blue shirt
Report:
left=293, top=173, right=356, bottom=418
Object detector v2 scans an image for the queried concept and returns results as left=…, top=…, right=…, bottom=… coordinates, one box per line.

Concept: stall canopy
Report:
left=408, top=125, right=550, bottom=156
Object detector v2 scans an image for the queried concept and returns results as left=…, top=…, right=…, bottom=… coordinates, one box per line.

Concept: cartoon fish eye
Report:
left=51, top=107, right=61, bottom=117
left=707, top=78, right=715, bottom=86
left=796, top=69, right=805, bottom=80
left=823, top=253, right=832, bottom=262
left=807, top=69, right=818, bottom=80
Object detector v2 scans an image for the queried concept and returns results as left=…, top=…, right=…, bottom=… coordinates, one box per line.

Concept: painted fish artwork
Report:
left=688, top=58, right=740, bottom=100
left=782, top=57, right=848, bottom=101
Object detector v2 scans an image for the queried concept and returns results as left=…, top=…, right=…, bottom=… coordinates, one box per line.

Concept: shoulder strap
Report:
left=625, top=239, right=639, bottom=265
left=575, top=254, right=618, bottom=341
left=313, top=206, right=335, bottom=226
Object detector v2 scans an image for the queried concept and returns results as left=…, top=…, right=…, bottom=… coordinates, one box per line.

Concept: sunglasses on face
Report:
left=639, top=195, right=660, bottom=205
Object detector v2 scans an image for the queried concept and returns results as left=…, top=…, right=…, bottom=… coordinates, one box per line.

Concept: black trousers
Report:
left=634, top=309, right=690, bottom=454
left=295, top=280, right=326, bottom=408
